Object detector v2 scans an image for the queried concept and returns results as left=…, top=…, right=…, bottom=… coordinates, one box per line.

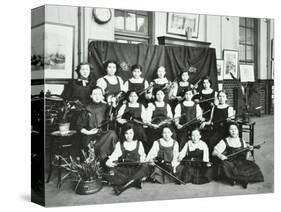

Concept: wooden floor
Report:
left=44, top=115, right=274, bottom=207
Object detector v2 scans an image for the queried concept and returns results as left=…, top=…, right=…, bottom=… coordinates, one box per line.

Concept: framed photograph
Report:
left=216, top=59, right=224, bottom=81
left=167, top=13, right=199, bottom=38
left=239, top=64, right=255, bottom=82
left=31, top=23, right=74, bottom=79
left=223, top=50, right=238, bottom=80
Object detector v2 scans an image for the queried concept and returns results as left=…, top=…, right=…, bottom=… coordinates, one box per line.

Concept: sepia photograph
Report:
left=31, top=4, right=274, bottom=207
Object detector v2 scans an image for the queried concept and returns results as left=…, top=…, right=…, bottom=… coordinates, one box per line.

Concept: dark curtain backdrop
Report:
left=88, top=41, right=218, bottom=90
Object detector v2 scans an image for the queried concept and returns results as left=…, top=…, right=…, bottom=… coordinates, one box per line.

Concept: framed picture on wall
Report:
left=167, top=13, right=199, bottom=38
left=223, top=49, right=238, bottom=80
left=31, top=22, right=74, bottom=79
left=216, top=59, right=224, bottom=81
left=239, top=64, right=255, bottom=82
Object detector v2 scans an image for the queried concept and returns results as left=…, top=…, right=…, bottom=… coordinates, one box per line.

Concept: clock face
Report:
left=93, top=8, right=112, bottom=24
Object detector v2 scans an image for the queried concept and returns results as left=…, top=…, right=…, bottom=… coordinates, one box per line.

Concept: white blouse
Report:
left=213, top=137, right=247, bottom=155
left=117, top=103, right=147, bottom=123
left=178, top=140, right=209, bottom=162
left=107, top=141, right=146, bottom=163
left=145, top=138, right=179, bottom=162
left=174, top=101, right=202, bottom=122
left=146, top=101, right=173, bottom=123
left=123, top=78, right=149, bottom=92
left=96, top=75, right=125, bottom=93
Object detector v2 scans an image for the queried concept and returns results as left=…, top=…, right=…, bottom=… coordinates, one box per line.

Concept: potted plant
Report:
left=54, top=145, right=103, bottom=195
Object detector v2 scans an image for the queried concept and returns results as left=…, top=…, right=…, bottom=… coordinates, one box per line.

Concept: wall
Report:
left=154, top=12, right=206, bottom=44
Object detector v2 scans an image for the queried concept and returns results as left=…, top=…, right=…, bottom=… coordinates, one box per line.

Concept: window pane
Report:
left=246, top=28, right=254, bottom=45
left=125, top=13, right=137, bottom=31
left=115, top=10, right=125, bottom=30
left=137, top=15, right=148, bottom=34
left=246, top=46, right=254, bottom=61
left=239, top=27, right=246, bottom=43
left=240, top=17, right=246, bottom=26
left=239, top=45, right=246, bottom=61
left=246, top=18, right=254, bottom=28
left=116, top=39, right=129, bottom=43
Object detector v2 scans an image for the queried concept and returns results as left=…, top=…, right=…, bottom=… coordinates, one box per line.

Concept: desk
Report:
left=237, top=121, right=256, bottom=160
left=46, top=130, right=77, bottom=188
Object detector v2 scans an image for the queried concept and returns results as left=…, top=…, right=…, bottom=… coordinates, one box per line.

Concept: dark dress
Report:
left=177, top=148, right=212, bottom=184
left=104, top=141, right=150, bottom=186
left=207, top=106, right=230, bottom=153
left=170, top=82, right=192, bottom=112
left=176, top=103, right=200, bottom=150
left=152, top=79, right=171, bottom=102
left=146, top=102, right=176, bottom=149
left=150, top=140, right=178, bottom=184
left=121, top=103, right=148, bottom=151
left=76, top=102, right=118, bottom=160
left=61, top=78, right=95, bottom=105
left=216, top=138, right=264, bottom=185
left=103, top=76, right=122, bottom=97
left=198, top=89, right=216, bottom=120
left=127, top=79, right=147, bottom=105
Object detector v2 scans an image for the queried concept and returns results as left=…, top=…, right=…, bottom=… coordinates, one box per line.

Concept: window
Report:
left=239, top=18, right=258, bottom=63
left=114, top=10, right=152, bottom=44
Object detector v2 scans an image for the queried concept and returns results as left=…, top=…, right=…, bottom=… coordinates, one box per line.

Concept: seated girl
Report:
left=145, top=126, right=179, bottom=184
left=212, top=123, right=264, bottom=188
left=174, top=88, right=203, bottom=149
left=145, top=89, right=175, bottom=149
left=104, top=124, right=150, bottom=195
left=176, top=129, right=212, bottom=184
left=116, top=91, right=148, bottom=151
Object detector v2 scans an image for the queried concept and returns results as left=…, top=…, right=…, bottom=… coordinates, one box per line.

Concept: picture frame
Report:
left=239, top=64, right=255, bottom=82
left=167, top=13, right=199, bottom=38
left=31, top=22, right=74, bottom=79
left=223, top=49, right=238, bottom=80
left=216, top=59, right=224, bottom=81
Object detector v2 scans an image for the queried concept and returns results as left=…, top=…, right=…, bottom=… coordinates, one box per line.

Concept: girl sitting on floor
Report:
left=212, top=123, right=264, bottom=188
left=104, top=124, right=150, bottom=195
left=145, top=126, right=180, bottom=184
left=176, top=129, right=213, bottom=184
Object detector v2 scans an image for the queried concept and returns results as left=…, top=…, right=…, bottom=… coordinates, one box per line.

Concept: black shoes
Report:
left=114, top=179, right=142, bottom=195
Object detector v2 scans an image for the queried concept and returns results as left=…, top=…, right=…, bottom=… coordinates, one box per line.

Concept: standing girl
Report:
left=62, top=62, right=95, bottom=105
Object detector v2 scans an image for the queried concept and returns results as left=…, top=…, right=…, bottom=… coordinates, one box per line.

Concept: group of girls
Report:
left=62, top=61, right=264, bottom=195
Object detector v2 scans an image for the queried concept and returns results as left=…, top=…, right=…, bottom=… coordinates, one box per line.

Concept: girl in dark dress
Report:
left=124, top=64, right=149, bottom=106
left=104, top=124, right=150, bottom=195
left=176, top=129, right=212, bottom=184
left=149, top=66, right=172, bottom=102
left=212, top=123, right=264, bottom=188
left=194, top=76, right=217, bottom=120
left=145, top=89, right=175, bottom=149
left=169, top=71, right=194, bottom=111
left=145, top=126, right=179, bottom=184
left=116, top=91, right=148, bottom=151
left=202, top=90, right=235, bottom=153
left=76, top=87, right=118, bottom=161
left=61, top=62, right=95, bottom=105
left=174, top=88, right=203, bottom=150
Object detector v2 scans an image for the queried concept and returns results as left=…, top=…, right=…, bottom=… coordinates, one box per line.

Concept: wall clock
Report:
left=92, top=8, right=112, bottom=24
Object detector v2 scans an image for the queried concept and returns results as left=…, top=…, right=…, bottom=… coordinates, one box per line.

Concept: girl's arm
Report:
left=145, top=141, right=159, bottom=162
left=166, top=104, right=174, bottom=119
left=106, top=142, right=122, bottom=167
left=116, top=104, right=127, bottom=124
left=202, top=142, right=210, bottom=162
left=96, top=77, right=107, bottom=92
left=212, top=139, right=227, bottom=160
left=123, top=80, right=129, bottom=93
left=174, top=104, right=182, bottom=127
left=178, top=142, right=188, bottom=161
left=145, top=103, right=155, bottom=123
left=138, top=142, right=146, bottom=162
